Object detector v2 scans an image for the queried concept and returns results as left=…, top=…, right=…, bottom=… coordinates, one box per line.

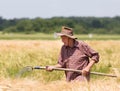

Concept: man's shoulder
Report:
left=76, top=40, right=85, bottom=45
left=75, top=40, right=89, bottom=49
left=77, top=40, right=84, bottom=43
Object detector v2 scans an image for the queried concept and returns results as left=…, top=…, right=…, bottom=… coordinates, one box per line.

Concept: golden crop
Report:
left=0, top=40, right=120, bottom=91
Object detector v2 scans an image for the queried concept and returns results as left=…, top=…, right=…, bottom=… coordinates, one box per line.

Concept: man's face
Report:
left=61, top=36, right=69, bottom=46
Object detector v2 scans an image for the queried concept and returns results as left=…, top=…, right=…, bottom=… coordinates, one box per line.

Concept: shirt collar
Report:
left=64, top=40, right=79, bottom=49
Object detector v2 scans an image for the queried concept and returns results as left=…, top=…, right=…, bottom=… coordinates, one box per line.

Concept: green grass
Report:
left=0, top=33, right=55, bottom=40
left=76, top=34, right=120, bottom=40
left=0, top=33, right=120, bottom=40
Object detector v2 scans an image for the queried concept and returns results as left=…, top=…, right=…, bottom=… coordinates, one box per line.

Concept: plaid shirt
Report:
left=58, top=40, right=99, bottom=81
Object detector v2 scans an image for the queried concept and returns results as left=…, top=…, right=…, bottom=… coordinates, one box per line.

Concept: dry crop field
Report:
left=0, top=40, right=120, bottom=91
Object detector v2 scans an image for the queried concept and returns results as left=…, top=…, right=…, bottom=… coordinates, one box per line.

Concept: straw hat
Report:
left=56, top=26, right=77, bottom=39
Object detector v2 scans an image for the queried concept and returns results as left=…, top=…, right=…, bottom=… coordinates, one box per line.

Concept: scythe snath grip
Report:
left=33, top=66, right=117, bottom=78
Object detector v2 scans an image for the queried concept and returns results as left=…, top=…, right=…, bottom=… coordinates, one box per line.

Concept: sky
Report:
left=0, top=0, right=120, bottom=19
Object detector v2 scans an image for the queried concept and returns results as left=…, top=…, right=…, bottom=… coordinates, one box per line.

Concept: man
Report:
left=46, top=26, right=99, bottom=82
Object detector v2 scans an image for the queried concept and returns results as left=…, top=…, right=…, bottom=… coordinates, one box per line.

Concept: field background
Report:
left=0, top=34, right=120, bottom=91
left=0, top=33, right=120, bottom=40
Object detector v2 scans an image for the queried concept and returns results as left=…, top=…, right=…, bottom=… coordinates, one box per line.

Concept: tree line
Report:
left=0, top=16, right=120, bottom=34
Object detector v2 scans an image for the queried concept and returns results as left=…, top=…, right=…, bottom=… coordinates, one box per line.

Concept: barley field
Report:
left=0, top=40, right=120, bottom=91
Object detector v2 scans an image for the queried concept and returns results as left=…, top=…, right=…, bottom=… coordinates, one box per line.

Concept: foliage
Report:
left=0, top=16, right=120, bottom=34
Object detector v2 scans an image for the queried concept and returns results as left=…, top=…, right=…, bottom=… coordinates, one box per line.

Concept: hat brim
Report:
left=56, top=33, right=77, bottom=39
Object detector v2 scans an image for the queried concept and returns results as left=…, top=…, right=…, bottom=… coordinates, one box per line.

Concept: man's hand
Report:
left=82, top=60, right=96, bottom=76
left=82, top=68, right=90, bottom=76
left=46, top=64, right=62, bottom=72
left=46, top=66, right=55, bottom=72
